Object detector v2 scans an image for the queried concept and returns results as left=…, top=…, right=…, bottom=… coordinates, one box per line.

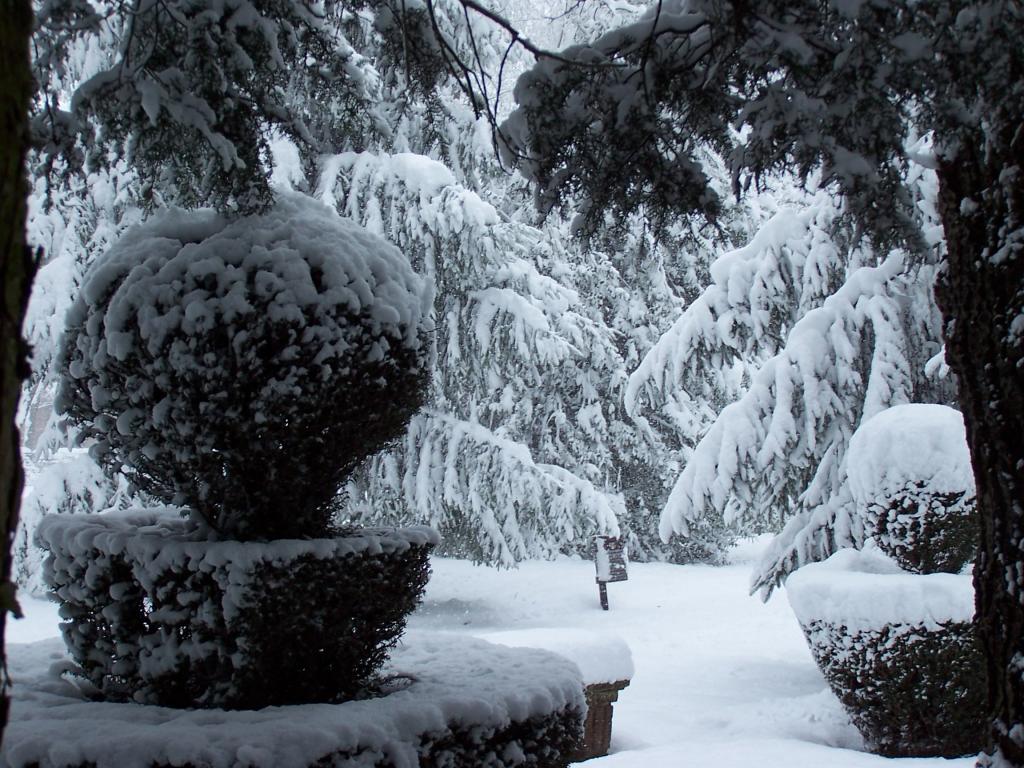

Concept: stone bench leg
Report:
left=571, top=679, right=630, bottom=762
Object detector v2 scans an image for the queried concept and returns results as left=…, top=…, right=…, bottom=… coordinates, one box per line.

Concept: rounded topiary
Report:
left=847, top=404, right=977, bottom=574
left=787, top=548, right=986, bottom=757
left=57, top=194, right=432, bottom=540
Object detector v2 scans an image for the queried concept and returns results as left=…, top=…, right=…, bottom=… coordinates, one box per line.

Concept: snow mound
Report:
left=477, top=629, right=634, bottom=685
left=846, top=404, right=974, bottom=506
left=69, top=192, right=431, bottom=363
left=785, top=546, right=974, bottom=632
left=2, top=632, right=584, bottom=768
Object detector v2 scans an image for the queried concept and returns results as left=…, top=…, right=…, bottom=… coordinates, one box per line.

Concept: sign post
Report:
left=592, top=535, right=628, bottom=610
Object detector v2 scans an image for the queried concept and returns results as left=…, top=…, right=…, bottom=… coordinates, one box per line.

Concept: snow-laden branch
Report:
left=319, top=150, right=629, bottom=561
left=626, top=190, right=848, bottom=444
left=363, top=411, right=623, bottom=565
left=659, top=252, right=911, bottom=542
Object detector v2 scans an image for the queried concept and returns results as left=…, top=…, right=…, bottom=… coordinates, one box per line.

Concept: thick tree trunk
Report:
left=0, top=0, right=38, bottom=747
left=936, top=135, right=1024, bottom=766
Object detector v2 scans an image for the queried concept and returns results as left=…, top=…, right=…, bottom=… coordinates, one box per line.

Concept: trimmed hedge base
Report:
left=2, top=634, right=586, bottom=768
left=799, top=618, right=986, bottom=757
left=38, top=510, right=437, bottom=708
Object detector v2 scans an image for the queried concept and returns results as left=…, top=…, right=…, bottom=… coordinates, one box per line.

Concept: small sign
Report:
left=593, top=536, right=628, bottom=610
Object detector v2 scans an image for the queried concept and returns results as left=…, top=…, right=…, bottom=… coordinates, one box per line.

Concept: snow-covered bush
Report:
left=56, top=194, right=432, bottom=540
left=847, top=404, right=976, bottom=574
left=787, top=548, right=985, bottom=757
left=39, top=510, right=438, bottom=709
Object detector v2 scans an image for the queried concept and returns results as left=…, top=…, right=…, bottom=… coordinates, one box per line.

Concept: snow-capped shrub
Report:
left=56, top=194, right=432, bottom=540
left=787, top=548, right=986, bottom=757
left=39, top=511, right=438, bottom=709
left=848, top=404, right=976, bottom=574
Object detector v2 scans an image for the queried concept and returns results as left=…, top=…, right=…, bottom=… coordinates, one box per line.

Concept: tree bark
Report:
left=936, top=134, right=1024, bottom=766
left=0, top=0, right=38, bottom=747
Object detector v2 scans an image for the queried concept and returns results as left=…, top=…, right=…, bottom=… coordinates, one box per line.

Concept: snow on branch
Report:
left=659, top=252, right=913, bottom=557
left=317, top=150, right=608, bottom=380
left=749, top=483, right=863, bottom=600
left=320, top=150, right=627, bottom=561
left=359, top=411, right=623, bottom=565
left=625, top=191, right=848, bottom=445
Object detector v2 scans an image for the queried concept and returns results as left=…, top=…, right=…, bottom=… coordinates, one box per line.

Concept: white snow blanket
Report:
left=477, top=629, right=634, bottom=685
left=846, top=404, right=974, bottom=507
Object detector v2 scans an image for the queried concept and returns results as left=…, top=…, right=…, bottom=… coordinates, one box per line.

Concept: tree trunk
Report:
left=936, top=134, right=1024, bottom=766
left=0, top=0, right=38, bottom=747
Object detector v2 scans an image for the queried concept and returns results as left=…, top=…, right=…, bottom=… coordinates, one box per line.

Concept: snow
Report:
left=5, top=540, right=974, bottom=768
left=478, top=629, right=633, bottom=686
left=63, top=191, right=431, bottom=380
left=38, top=509, right=439, bottom=570
left=14, top=447, right=129, bottom=597
left=657, top=249, right=922, bottom=588
left=373, top=411, right=623, bottom=566
left=786, top=545, right=975, bottom=632
left=6, top=598, right=61, bottom=645
left=846, top=404, right=974, bottom=506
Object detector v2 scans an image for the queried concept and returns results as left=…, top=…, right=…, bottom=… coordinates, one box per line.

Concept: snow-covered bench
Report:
left=478, top=629, right=634, bottom=761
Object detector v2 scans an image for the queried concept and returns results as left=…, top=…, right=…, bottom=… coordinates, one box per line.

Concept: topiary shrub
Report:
left=56, top=194, right=432, bottom=540
left=787, top=548, right=986, bottom=757
left=863, top=483, right=976, bottom=575
left=785, top=405, right=985, bottom=757
left=39, top=510, right=438, bottom=709
left=847, top=403, right=976, bottom=575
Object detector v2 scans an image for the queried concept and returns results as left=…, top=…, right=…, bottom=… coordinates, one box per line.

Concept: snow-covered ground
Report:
left=6, top=538, right=973, bottom=768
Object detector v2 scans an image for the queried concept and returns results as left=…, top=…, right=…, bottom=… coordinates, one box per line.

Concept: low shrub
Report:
left=787, top=548, right=986, bottom=757
left=3, top=630, right=585, bottom=768
left=847, top=403, right=976, bottom=575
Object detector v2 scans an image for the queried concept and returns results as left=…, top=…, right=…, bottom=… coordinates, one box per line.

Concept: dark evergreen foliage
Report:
left=801, top=617, right=986, bottom=758
left=40, top=512, right=436, bottom=709
left=866, top=483, right=977, bottom=575
left=32, top=0, right=382, bottom=214
left=414, top=708, right=583, bottom=768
